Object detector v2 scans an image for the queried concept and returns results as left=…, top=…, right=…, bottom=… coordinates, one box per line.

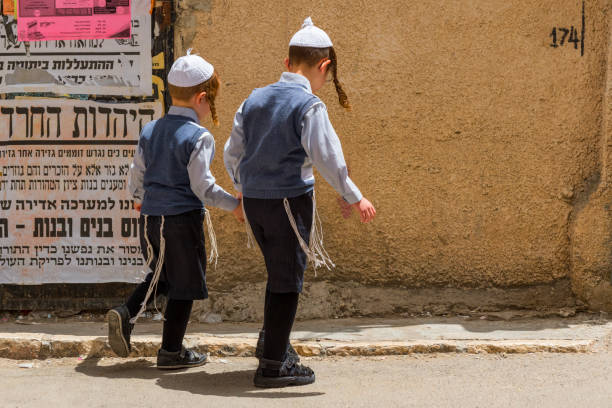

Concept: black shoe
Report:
left=157, top=346, right=207, bottom=370
left=255, top=329, right=301, bottom=363
left=106, top=305, right=133, bottom=358
left=253, top=357, right=315, bottom=388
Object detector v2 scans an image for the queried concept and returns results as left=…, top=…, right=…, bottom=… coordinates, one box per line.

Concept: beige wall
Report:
left=175, top=0, right=612, bottom=311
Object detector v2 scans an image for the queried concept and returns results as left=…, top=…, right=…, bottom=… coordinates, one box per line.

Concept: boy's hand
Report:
left=134, top=202, right=142, bottom=212
left=336, top=196, right=352, bottom=219
left=232, top=198, right=245, bottom=223
left=351, top=198, right=376, bottom=223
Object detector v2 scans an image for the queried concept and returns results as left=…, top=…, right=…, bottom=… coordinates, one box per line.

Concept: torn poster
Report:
left=2, top=0, right=15, bottom=15
left=0, top=14, right=152, bottom=95
left=0, top=97, right=163, bottom=284
left=17, top=0, right=131, bottom=42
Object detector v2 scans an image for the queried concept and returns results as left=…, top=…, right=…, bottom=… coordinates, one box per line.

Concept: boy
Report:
left=107, top=51, right=243, bottom=369
left=224, top=17, right=376, bottom=387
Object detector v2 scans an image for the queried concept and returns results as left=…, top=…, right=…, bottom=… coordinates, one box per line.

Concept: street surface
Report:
left=1, top=352, right=611, bottom=407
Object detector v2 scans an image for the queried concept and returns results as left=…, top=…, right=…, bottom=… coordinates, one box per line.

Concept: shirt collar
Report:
left=168, top=106, right=199, bottom=123
left=279, top=72, right=312, bottom=93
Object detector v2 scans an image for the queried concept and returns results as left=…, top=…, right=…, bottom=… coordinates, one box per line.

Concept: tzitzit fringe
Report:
left=143, top=215, right=154, bottom=268
left=204, top=209, right=219, bottom=267
left=283, top=191, right=335, bottom=274
left=130, top=215, right=166, bottom=324
left=242, top=197, right=256, bottom=249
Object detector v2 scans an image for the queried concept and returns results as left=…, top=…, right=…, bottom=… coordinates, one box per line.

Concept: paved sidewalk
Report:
left=1, top=316, right=611, bottom=359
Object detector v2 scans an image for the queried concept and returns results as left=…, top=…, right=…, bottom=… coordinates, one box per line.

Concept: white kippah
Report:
left=167, top=49, right=214, bottom=87
left=289, top=17, right=333, bottom=48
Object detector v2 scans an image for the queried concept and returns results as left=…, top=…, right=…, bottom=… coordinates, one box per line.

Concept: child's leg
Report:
left=262, top=291, right=299, bottom=363
left=125, top=273, right=153, bottom=317
left=124, top=214, right=170, bottom=318
left=263, top=285, right=271, bottom=331
left=107, top=214, right=168, bottom=358
left=255, top=286, right=271, bottom=358
left=256, top=285, right=301, bottom=361
left=156, top=298, right=206, bottom=369
left=245, top=194, right=315, bottom=387
left=125, top=272, right=155, bottom=317
left=161, top=298, right=193, bottom=352
left=154, top=210, right=207, bottom=369
left=125, top=274, right=170, bottom=317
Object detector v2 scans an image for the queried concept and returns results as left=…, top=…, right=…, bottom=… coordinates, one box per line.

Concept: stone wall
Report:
left=173, top=0, right=612, bottom=317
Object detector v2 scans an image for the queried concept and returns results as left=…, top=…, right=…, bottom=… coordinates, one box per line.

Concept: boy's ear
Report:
left=318, top=58, right=331, bottom=73
left=196, top=91, right=207, bottom=104
left=283, top=57, right=291, bottom=70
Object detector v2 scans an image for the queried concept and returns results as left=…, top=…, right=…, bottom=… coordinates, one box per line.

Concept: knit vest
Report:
left=140, top=114, right=205, bottom=215
left=240, top=81, right=320, bottom=199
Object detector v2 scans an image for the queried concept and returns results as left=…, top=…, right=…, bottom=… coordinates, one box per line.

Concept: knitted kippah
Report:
left=289, top=17, right=333, bottom=48
left=167, top=49, right=214, bottom=87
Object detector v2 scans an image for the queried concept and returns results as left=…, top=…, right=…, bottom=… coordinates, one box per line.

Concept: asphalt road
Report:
left=1, top=352, right=611, bottom=408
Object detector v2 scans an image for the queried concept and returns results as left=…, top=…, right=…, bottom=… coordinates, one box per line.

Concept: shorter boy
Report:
left=107, top=51, right=243, bottom=369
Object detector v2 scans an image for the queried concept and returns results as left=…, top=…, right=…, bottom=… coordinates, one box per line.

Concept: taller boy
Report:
left=224, top=17, right=376, bottom=388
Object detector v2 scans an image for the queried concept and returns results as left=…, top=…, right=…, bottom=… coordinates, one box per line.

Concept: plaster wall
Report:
left=174, top=0, right=612, bottom=312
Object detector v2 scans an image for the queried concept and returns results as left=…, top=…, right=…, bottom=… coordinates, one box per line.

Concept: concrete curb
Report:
left=0, top=335, right=594, bottom=360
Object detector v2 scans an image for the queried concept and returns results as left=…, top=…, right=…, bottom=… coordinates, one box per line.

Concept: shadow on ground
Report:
left=74, top=358, right=324, bottom=399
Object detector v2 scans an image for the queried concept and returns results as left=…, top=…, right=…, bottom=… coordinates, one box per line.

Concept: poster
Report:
left=0, top=14, right=152, bottom=95
left=2, top=0, right=15, bottom=15
left=17, top=0, right=131, bottom=42
left=0, top=97, right=163, bottom=283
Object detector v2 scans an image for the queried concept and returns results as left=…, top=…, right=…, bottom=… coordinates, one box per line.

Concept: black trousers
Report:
left=138, top=209, right=208, bottom=300
left=243, top=192, right=313, bottom=293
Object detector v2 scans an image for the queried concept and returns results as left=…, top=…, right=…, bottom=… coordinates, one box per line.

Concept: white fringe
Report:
left=130, top=215, right=166, bottom=324
left=204, top=210, right=219, bottom=267
left=143, top=215, right=154, bottom=269
left=283, top=191, right=334, bottom=274
left=242, top=197, right=256, bottom=249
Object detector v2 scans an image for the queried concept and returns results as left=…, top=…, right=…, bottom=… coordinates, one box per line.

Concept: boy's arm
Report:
left=223, top=101, right=246, bottom=193
left=128, top=144, right=145, bottom=209
left=188, top=131, right=240, bottom=212
left=301, top=103, right=363, bottom=204
left=302, top=103, right=376, bottom=223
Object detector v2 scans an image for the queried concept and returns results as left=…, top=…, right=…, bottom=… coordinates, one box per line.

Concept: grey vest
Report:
left=140, top=114, right=205, bottom=215
left=240, top=80, right=320, bottom=199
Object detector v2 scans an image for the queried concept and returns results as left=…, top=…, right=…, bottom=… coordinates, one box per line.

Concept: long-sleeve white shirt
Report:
left=128, top=106, right=238, bottom=212
left=223, top=72, right=363, bottom=204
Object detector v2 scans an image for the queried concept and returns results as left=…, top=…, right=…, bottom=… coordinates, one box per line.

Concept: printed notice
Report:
left=0, top=97, right=163, bottom=284
left=17, top=0, right=131, bottom=41
left=1, top=15, right=152, bottom=96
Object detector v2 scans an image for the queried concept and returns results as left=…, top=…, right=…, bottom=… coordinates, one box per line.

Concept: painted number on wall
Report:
left=549, top=26, right=581, bottom=49
left=549, top=1, right=585, bottom=56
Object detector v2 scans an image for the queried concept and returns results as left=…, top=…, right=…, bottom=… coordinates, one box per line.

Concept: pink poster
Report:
left=17, top=0, right=131, bottom=41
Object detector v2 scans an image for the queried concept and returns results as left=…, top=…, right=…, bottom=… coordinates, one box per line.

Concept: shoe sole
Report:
left=107, top=309, right=130, bottom=358
left=253, top=373, right=315, bottom=388
left=157, top=359, right=207, bottom=370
